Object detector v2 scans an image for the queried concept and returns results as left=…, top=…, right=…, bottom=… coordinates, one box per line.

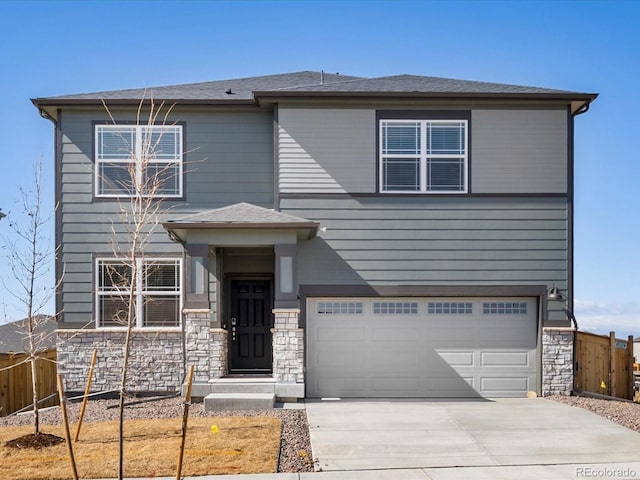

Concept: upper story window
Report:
left=95, top=125, right=183, bottom=198
left=379, top=119, right=467, bottom=193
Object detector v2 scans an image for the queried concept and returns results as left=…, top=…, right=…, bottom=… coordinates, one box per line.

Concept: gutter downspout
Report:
left=568, top=100, right=591, bottom=394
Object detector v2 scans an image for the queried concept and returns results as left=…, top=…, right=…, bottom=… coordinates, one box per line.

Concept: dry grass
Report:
left=0, top=416, right=281, bottom=480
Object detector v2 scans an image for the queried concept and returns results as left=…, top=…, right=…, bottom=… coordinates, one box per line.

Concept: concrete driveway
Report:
left=305, top=398, right=640, bottom=472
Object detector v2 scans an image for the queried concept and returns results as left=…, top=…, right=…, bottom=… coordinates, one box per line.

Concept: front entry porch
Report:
left=165, top=203, right=317, bottom=408
left=183, top=307, right=304, bottom=409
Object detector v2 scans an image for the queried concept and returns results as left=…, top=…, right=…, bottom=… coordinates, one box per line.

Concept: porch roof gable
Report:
left=163, top=202, right=319, bottom=242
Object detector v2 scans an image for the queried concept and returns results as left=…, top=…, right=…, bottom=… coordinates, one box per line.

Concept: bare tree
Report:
left=1, top=161, right=57, bottom=435
left=99, top=95, right=183, bottom=480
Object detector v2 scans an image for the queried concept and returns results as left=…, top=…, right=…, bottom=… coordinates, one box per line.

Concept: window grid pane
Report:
left=427, top=302, right=473, bottom=314
left=482, top=302, right=528, bottom=315
left=143, top=296, right=180, bottom=327
left=382, top=122, right=420, bottom=155
left=427, top=122, right=466, bottom=155
left=99, top=296, right=129, bottom=327
left=99, top=262, right=132, bottom=291
left=428, top=158, right=465, bottom=191
left=98, top=128, right=135, bottom=160
left=144, top=260, right=180, bottom=292
left=98, top=163, right=135, bottom=196
left=142, top=127, right=180, bottom=160
left=383, top=157, right=420, bottom=191
left=317, top=301, right=363, bottom=315
left=373, top=302, right=418, bottom=314
left=144, top=162, right=180, bottom=196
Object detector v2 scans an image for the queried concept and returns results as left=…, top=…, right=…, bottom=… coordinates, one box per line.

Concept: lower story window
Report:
left=97, top=258, right=182, bottom=328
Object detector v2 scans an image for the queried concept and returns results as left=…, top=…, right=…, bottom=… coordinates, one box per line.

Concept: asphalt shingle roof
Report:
left=267, top=74, right=578, bottom=94
left=165, top=202, right=318, bottom=227
left=32, top=71, right=595, bottom=105
left=36, top=71, right=362, bottom=102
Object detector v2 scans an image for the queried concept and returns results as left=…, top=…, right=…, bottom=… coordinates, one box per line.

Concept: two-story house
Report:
left=32, top=71, right=596, bottom=403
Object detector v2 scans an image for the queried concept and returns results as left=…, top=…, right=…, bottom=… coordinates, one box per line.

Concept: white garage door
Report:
left=306, top=298, right=538, bottom=398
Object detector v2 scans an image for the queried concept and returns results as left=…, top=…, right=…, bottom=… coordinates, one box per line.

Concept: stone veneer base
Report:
left=542, top=327, right=575, bottom=396
left=57, top=321, right=573, bottom=399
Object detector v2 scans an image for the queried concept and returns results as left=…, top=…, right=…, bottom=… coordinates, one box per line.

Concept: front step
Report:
left=210, top=380, right=276, bottom=395
left=204, top=392, right=275, bottom=411
left=187, top=377, right=275, bottom=399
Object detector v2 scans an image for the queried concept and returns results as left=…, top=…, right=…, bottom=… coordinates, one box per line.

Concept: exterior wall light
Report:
left=548, top=286, right=564, bottom=301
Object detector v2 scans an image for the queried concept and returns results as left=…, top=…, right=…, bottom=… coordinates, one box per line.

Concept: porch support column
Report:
left=183, top=308, right=212, bottom=382
left=271, top=308, right=305, bottom=400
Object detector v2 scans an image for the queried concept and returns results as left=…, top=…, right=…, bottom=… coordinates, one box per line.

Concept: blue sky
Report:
left=0, top=0, right=638, bottom=338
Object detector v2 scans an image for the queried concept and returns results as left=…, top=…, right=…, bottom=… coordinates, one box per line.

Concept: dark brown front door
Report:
left=229, top=279, right=272, bottom=373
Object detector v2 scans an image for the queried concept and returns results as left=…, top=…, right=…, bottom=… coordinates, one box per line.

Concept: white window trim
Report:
left=95, top=257, right=183, bottom=329
left=94, top=124, right=184, bottom=198
left=379, top=119, right=468, bottom=194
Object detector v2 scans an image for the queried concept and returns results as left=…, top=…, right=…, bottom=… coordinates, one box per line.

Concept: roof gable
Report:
left=163, top=203, right=319, bottom=242
left=166, top=202, right=318, bottom=226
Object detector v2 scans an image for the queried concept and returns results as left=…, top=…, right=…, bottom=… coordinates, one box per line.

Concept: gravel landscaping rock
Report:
left=0, top=395, right=314, bottom=473
left=549, top=394, right=640, bottom=433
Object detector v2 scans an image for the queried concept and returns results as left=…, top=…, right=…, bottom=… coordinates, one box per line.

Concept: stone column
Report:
left=542, top=327, right=575, bottom=396
left=272, top=308, right=305, bottom=399
left=210, top=328, right=228, bottom=379
left=183, top=309, right=212, bottom=382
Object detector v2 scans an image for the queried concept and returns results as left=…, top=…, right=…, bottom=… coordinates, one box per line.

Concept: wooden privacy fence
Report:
left=575, top=331, right=634, bottom=400
left=0, top=349, right=58, bottom=416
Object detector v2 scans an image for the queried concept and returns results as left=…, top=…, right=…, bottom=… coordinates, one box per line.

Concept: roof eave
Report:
left=163, top=221, right=319, bottom=230
left=162, top=221, right=320, bottom=242
left=31, top=97, right=259, bottom=121
left=32, top=97, right=257, bottom=108
left=254, top=90, right=598, bottom=111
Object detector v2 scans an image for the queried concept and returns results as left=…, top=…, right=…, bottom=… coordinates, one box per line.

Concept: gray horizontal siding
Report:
left=277, top=106, right=568, bottom=196
left=281, top=196, right=568, bottom=290
left=58, top=106, right=274, bottom=324
left=472, top=109, right=568, bottom=193
left=278, top=108, right=375, bottom=193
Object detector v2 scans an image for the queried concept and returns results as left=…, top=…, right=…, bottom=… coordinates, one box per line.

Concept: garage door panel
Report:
left=480, top=376, right=532, bottom=395
left=370, top=326, right=406, bottom=342
left=371, top=375, right=424, bottom=393
left=315, top=350, right=365, bottom=368
left=307, top=297, right=537, bottom=398
left=316, top=377, right=366, bottom=397
left=424, top=376, right=477, bottom=396
left=480, top=351, right=531, bottom=367
left=436, top=351, right=474, bottom=367
left=316, top=326, right=365, bottom=342
left=369, top=349, right=423, bottom=370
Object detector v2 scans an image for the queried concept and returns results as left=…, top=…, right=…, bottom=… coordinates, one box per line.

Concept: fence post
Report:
left=628, top=335, right=634, bottom=400
left=609, top=331, right=616, bottom=397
